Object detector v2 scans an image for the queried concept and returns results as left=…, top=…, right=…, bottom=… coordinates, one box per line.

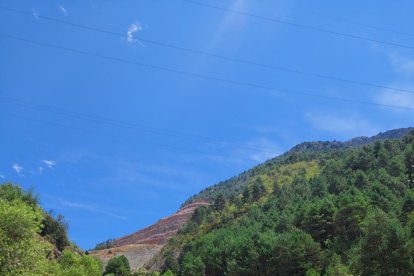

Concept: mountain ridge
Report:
left=183, top=127, right=413, bottom=206
left=290, top=127, right=414, bottom=152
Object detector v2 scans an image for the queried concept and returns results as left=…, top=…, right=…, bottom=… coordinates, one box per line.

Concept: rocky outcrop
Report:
left=90, top=199, right=209, bottom=272
left=90, top=244, right=163, bottom=271
left=112, top=200, right=209, bottom=247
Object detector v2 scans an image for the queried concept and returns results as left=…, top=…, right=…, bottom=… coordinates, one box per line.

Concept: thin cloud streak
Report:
left=57, top=199, right=128, bottom=220
left=12, top=163, right=23, bottom=174
left=306, top=112, right=379, bottom=137
left=111, top=160, right=203, bottom=192
left=177, top=138, right=282, bottom=165
left=372, top=52, right=414, bottom=113
left=58, top=5, right=68, bottom=15
left=389, top=53, right=414, bottom=77
left=42, top=159, right=57, bottom=169
left=376, top=89, right=414, bottom=110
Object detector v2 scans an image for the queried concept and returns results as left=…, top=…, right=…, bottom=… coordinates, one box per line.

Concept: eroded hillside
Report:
left=90, top=200, right=209, bottom=272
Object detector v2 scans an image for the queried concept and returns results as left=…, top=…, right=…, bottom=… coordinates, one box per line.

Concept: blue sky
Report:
left=1, top=0, right=414, bottom=249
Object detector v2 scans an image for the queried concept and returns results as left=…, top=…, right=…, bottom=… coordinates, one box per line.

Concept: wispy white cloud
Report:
left=371, top=52, right=414, bottom=114
left=58, top=150, right=203, bottom=192
left=111, top=160, right=203, bottom=191
left=376, top=88, right=414, bottom=110
left=12, top=163, right=23, bottom=174
left=201, top=0, right=249, bottom=53
left=237, top=138, right=281, bottom=162
left=200, top=138, right=281, bottom=164
left=306, top=112, right=379, bottom=137
left=172, top=137, right=282, bottom=166
left=56, top=198, right=128, bottom=220
left=374, top=49, right=414, bottom=110
left=42, top=159, right=56, bottom=169
left=58, top=5, right=68, bottom=15
left=59, top=150, right=101, bottom=164
left=217, top=0, right=248, bottom=32
left=29, top=167, right=43, bottom=175
left=127, top=23, right=142, bottom=43
left=204, top=0, right=291, bottom=48
left=389, top=53, right=414, bottom=77
left=10, top=160, right=55, bottom=176
left=0, top=174, right=5, bottom=179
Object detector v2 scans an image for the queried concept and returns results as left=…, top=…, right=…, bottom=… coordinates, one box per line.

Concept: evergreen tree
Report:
left=355, top=210, right=413, bottom=275
left=324, top=254, right=351, bottom=276
left=181, top=254, right=205, bottom=276
left=252, top=178, right=265, bottom=200
left=213, top=194, right=225, bottom=211
left=104, top=255, right=130, bottom=276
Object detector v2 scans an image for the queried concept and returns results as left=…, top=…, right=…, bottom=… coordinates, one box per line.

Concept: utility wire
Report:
left=302, top=10, right=414, bottom=38
left=0, top=5, right=414, bottom=95
left=0, top=112, right=261, bottom=162
left=1, top=33, right=414, bottom=113
left=180, top=0, right=414, bottom=51
left=0, top=96, right=276, bottom=154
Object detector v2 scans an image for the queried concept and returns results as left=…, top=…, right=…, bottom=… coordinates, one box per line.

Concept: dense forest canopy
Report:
left=184, top=127, right=413, bottom=205
left=155, top=129, right=414, bottom=276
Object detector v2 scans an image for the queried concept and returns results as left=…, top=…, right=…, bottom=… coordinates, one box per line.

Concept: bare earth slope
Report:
left=90, top=200, right=209, bottom=271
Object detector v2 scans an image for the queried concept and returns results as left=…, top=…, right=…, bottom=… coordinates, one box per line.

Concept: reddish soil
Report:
left=112, top=200, right=209, bottom=247
left=90, top=199, right=209, bottom=271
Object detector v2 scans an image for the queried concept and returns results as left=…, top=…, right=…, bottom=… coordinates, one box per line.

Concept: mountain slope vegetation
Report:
left=153, top=128, right=414, bottom=275
left=3, top=127, right=414, bottom=275
left=184, top=127, right=413, bottom=205
left=0, top=183, right=102, bottom=275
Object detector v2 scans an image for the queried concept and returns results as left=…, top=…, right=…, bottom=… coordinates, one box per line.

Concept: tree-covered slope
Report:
left=155, top=129, right=414, bottom=276
left=184, top=127, right=413, bottom=206
left=0, top=183, right=102, bottom=275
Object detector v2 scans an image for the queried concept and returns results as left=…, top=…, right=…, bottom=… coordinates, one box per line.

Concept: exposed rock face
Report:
left=113, top=200, right=209, bottom=247
left=90, top=200, right=209, bottom=272
left=90, top=244, right=163, bottom=271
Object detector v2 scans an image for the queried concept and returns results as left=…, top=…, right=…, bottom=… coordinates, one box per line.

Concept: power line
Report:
left=0, top=112, right=265, bottom=162
left=1, top=33, right=414, bottom=113
left=180, top=0, right=414, bottom=51
left=0, top=96, right=276, bottom=154
left=0, top=5, right=414, bottom=95
left=301, top=10, right=414, bottom=38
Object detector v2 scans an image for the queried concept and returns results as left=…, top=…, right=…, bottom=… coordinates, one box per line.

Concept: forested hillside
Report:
left=3, top=128, right=414, bottom=275
left=184, top=127, right=413, bottom=205
left=0, top=183, right=102, bottom=275
left=154, top=129, right=414, bottom=275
